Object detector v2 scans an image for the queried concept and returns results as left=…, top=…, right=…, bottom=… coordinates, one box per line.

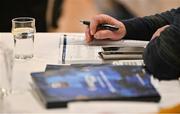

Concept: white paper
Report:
left=59, top=34, right=103, bottom=64
left=59, top=34, right=148, bottom=64
left=68, top=101, right=159, bottom=113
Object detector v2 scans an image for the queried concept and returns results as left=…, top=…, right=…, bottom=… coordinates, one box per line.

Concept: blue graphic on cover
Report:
left=31, top=65, right=160, bottom=108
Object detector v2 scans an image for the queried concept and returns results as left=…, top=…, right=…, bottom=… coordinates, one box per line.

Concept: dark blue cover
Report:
left=31, top=65, right=161, bottom=108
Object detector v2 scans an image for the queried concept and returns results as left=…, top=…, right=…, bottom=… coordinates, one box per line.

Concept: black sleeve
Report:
left=143, top=10, right=180, bottom=80
left=122, top=8, right=177, bottom=41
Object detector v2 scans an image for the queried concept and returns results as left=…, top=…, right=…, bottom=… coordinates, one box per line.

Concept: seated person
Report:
left=85, top=8, right=180, bottom=80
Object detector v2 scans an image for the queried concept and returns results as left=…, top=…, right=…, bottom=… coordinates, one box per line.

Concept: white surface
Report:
left=0, top=33, right=180, bottom=113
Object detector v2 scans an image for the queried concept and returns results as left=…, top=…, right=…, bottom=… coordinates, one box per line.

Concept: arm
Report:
left=85, top=8, right=180, bottom=80
left=143, top=9, right=180, bottom=80
left=123, top=8, right=177, bottom=41
left=85, top=9, right=176, bottom=42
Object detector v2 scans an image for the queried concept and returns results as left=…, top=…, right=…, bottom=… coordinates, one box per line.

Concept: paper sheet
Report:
left=58, top=34, right=148, bottom=64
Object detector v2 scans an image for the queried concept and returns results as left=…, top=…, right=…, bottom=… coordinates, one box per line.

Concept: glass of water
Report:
left=12, top=17, right=36, bottom=60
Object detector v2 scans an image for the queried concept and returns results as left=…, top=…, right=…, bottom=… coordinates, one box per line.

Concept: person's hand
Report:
left=151, top=25, right=170, bottom=40
left=85, top=14, right=127, bottom=43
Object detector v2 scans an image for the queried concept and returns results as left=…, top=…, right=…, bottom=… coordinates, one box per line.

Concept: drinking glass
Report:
left=11, top=17, right=36, bottom=60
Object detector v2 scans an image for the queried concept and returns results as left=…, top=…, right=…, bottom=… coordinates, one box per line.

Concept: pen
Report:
left=80, top=20, right=119, bottom=31
left=62, top=34, right=67, bottom=64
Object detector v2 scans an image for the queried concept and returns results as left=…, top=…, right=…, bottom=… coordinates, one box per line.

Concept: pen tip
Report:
left=80, top=20, right=90, bottom=25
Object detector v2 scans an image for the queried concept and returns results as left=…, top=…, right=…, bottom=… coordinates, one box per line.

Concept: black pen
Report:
left=62, top=34, right=67, bottom=64
left=80, top=20, right=119, bottom=31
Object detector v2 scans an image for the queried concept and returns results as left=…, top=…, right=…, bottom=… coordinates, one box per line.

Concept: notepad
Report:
left=99, top=46, right=144, bottom=60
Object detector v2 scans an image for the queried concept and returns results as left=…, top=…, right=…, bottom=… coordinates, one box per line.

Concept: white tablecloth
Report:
left=0, top=33, right=180, bottom=114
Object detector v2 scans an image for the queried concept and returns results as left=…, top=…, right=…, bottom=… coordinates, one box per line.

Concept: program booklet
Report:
left=31, top=65, right=161, bottom=108
left=99, top=46, right=145, bottom=60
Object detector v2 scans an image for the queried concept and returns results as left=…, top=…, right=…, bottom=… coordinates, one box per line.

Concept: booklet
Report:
left=31, top=65, right=160, bottom=108
left=99, top=46, right=145, bottom=60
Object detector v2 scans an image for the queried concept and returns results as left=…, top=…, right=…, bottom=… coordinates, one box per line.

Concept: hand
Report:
left=85, top=14, right=127, bottom=43
left=151, top=25, right=170, bottom=40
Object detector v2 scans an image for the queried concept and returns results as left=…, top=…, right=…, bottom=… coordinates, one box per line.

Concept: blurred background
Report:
left=0, top=0, right=179, bottom=32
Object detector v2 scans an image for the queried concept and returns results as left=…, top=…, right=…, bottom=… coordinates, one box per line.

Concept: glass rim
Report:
left=12, top=17, right=35, bottom=23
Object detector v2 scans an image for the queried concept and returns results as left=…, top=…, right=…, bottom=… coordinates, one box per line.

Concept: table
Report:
left=0, top=33, right=180, bottom=114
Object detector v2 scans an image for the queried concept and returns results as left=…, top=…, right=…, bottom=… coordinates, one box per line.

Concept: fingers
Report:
left=85, top=14, right=115, bottom=42
left=151, top=30, right=161, bottom=40
left=85, top=27, right=93, bottom=43
left=90, top=14, right=116, bottom=35
left=151, top=25, right=170, bottom=40
left=94, top=30, right=118, bottom=40
left=85, top=14, right=127, bottom=42
left=90, top=15, right=101, bottom=35
left=162, top=25, right=170, bottom=29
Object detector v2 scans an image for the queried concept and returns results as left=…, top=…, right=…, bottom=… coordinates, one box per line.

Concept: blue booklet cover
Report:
left=31, top=65, right=160, bottom=108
